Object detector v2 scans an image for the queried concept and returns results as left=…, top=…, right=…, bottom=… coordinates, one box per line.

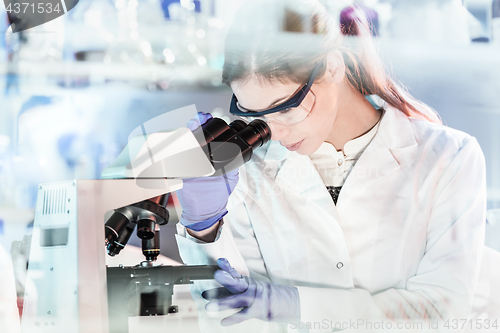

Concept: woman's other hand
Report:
left=202, top=258, right=301, bottom=326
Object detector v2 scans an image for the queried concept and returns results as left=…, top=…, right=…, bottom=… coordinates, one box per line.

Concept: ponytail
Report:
left=339, top=5, right=441, bottom=123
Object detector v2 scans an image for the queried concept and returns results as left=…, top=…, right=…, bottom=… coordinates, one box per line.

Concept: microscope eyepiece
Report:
left=228, top=119, right=247, bottom=133
left=236, top=119, right=271, bottom=149
left=193, top=116, right=272, bottom=174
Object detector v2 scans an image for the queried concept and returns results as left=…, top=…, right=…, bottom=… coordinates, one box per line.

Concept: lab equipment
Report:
left=21, top=116, right=271, bottom=333
left=103, top=116, right=270, bottom=332
left=202, top=258, right=301, bottom=326
left=466, top=0, right=494, bottom=41
left=104, top=193, right=170, bottom=259
left=190, top=116, right=271, bottom=174
left=20, top=178, right=194, bottom=333
left=104, top=116, right=270, bottom=254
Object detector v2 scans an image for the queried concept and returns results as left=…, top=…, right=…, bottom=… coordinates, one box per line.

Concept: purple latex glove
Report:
left=187, top=111, right=213, bottom=131
left=176, top=112, right=239, bottom=231
left=176, top=170, right=238, bottom=231
left=201, top=258, right=301, bottom=326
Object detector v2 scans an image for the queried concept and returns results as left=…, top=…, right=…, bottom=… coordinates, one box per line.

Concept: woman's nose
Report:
left=268, top=122, right=290, bottom=141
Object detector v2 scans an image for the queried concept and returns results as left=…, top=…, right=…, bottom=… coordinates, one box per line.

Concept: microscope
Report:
left=20, top=117, right=271, bottom=333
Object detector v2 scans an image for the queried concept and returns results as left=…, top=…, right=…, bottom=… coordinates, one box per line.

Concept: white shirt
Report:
left=308, top=109, right=383, bottom=187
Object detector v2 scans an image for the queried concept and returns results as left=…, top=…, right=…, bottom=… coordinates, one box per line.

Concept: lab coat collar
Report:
left=376, top=105, right=417, bottom=150
left=264, top=105, right=417, bottom=197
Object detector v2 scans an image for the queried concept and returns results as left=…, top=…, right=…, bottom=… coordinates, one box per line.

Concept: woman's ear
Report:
left=326, top=50, right=345, bottom=84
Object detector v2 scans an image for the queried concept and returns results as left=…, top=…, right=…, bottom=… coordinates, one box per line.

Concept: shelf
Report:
left=0, top=60, right=223, bottom=85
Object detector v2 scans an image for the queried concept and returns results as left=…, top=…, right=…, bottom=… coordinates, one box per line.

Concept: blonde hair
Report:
left=222, top=0, right=441, bottom=124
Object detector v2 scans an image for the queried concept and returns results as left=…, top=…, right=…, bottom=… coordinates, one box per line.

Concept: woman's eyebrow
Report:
left=267, top=95, right=291, bottom=108
left=266, top=83, right=305, bottom=108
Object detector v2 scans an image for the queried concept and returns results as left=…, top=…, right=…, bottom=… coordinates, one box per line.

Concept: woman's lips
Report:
left=284, top=139, right=304, bottom=151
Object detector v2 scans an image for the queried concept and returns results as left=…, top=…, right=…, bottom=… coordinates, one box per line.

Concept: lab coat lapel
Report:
left=267, top=140, right=344, bottom=247
left=260, top=140, right=330, bottom=211
left=274, top=153, right=325, bottom=194
left=337, top=135, right=400, bottom=205
left=337, top=106, right=417, bottom=206
left=269, top=145, right=338, bottom=218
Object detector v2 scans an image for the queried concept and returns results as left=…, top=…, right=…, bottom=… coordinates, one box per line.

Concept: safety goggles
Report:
left=229, top=62, right=323, bottom=125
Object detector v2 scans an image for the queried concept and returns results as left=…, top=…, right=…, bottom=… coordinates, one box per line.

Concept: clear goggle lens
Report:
left=237, top=90, right=316, bottom=126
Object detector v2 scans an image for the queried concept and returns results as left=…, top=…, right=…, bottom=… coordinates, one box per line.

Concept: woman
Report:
left=175, top=1, right=486, bottom=332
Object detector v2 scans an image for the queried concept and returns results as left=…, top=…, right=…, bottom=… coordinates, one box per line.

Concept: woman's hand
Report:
left=176, top=169, right=239, bottom=232
left=202, top=258, right=301, bottom=326
left=187, top=111, right=213, bottom=131
left=176, top=112, right=239, bottom=238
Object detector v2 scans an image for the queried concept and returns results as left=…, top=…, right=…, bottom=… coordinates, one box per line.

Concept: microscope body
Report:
left=21, top=178, right=182, bottom=333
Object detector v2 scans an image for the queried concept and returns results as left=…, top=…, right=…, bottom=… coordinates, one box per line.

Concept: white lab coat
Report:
left=176, top=105, right=486, bottom=333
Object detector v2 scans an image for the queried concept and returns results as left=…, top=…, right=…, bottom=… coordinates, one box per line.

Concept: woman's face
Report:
left=231, top=72, right=341, bottom=155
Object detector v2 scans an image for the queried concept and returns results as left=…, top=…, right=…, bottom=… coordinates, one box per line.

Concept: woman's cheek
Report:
left=297, top=138, right=320, bottom=155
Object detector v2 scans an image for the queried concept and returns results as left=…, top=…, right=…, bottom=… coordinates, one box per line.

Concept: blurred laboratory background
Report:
left=0, top=0, right=499, bottom=311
